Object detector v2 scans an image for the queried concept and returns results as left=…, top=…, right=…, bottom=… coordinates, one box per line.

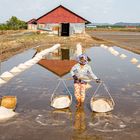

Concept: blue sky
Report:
left=0, top=0, right=140, bottom=23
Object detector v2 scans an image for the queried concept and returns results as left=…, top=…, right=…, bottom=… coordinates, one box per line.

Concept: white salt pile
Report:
left=108, top=48, right=120, bottom=56
left=90, top=98, right=114, bottom=113
left=24, top=61, right=34, bottom=67
left=103, top=45, right=108, bottom=49
left=100, top=44, right=105, bottom=48
left=120, top=54, right=127, bottom=59
left=0, top=78, right=7, bottom=85
left=0, top=71, right=14, bottom=81
left=76, top=43, right=82, bottom=56
left=32, top=56, right=41, bottom=62
left=10, top=66, right=22, bottom=75
left=112, top=51, right=119, bottom=56
left=137, top=64, right=140, bottom=68
left=108, top=47, right=115, bottom=53
left=100, top=44, right=108, bottom=49
left=130, top=58, right=139, bottom=64
left=0, top=106, right=16, bottom=121
left=17, top=63, right=28, bottom=71
left=51, top=95, right=71, bottom=109
left=39, top=51, right=48, bottom=56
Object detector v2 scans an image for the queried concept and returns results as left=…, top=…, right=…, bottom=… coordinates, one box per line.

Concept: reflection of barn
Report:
left=36, top=48, right=77, bottom=77
left=38, top=59, right=76, bottom=77
left=27, top=5, right=90, bottom=36
left=42, top=48, right=76, bottom=60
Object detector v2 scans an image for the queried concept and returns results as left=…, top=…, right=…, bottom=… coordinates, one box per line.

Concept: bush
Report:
left=0, top=16, right=27, bottom=30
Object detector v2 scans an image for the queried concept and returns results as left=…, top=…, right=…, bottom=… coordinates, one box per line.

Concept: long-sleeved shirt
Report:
left=70, top=63, right=98, bottom=83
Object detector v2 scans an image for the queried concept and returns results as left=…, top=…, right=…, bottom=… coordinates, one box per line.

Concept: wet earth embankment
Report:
left=1, top=30, right=140, bottom=62
left=0, top=30, right=107, bottom=62
left=87, top=30, right=140, bottom=54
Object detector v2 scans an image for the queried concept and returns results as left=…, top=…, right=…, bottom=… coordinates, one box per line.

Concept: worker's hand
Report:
left=96, top=79, right=101, bottom=83
left=73, top=75, right=78, bottom=80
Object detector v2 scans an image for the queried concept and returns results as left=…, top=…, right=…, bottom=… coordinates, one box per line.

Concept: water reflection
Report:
left=72, top=106, right=87, bottom=140
left=36, top=48, right=77, bottom=77
left=72, top=107, right=101, bottom=140
left=35, top=108, right=72, bottom=127
left=74, top=106, right=86, bottom=132
left=89, top=112, right=126, bottom=132
left=0, top=45, right=140, bottom=139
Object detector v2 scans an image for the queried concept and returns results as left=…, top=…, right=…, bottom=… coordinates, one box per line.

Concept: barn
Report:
left=27, top=5, right=90, bottom=36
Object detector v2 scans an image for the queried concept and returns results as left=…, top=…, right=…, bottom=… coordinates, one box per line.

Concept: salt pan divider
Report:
left=130, top=58, right=139, bottom=64
left=10, top=67, right=22, bottom=75
left=120, top=54, right=127, bottom=59
left=0, top=44, right=61, bottom=85
left=76, top=43, right=82, bottom=56
left=0, top=71, right=14, bottom=81
left=137, top=64, right=140, bottom=68
left=0, top=78, right=7, bottom=85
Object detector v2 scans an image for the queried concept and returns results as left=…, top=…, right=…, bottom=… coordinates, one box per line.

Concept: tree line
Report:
left=0, top=16, right=27, bottom=30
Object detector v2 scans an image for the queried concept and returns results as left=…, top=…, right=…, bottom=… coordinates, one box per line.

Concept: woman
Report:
left=70, top=54, right=100, bottom=107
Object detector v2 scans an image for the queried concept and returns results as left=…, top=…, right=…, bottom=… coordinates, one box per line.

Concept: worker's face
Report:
left=80, top=57, right=86, bottom=65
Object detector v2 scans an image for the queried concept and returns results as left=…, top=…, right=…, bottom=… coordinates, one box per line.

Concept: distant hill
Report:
left=88, top=22, right=140, bottom=27
left=89, top=23, right=111, bottom=26
left=113, top=22, right=140, bottom=26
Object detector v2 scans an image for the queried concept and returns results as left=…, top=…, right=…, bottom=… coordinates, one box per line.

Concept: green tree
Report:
left=0, top=24, right=9, bottom=30
left=6, top=16, right=27, bottom=29
left=0, top=16, right=27, bottom=30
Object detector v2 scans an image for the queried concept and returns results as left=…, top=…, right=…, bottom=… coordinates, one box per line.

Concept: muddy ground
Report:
left=88, top=30, right=140, bottom=54
left=0, top=30, right=106, bottom=62
left=1, top=30, right=140, bottom=61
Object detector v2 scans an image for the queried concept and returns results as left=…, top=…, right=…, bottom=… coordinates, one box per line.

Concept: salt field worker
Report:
left=70, top=54, right=101, bottom=107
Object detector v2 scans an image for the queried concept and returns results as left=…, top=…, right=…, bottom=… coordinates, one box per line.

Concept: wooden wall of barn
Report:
left=37, top=23, right=85, bottom=35
left=28, top=23, right=85, bottom=36
left=70, top=23, right=85, bottom=35
left=28, top=24, right=37, bottom=30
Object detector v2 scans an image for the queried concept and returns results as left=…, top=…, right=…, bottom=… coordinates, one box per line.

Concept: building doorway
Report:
left=61, top=23, right=70, bottom=36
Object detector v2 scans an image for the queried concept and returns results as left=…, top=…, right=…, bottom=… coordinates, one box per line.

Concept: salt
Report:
left=51, top=95, right=71, bottom=109
left=90, top=98, right=114, bottom=113
left=0, top=71, right=14, bottom=81
left=0, top=106, right=16, bottom=121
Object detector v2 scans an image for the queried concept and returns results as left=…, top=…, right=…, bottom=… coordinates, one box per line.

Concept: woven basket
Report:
left=1, top=96, right=17, bottom=110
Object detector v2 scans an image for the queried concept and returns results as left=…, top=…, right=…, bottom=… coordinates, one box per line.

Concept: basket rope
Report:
left=50, top=78, right=72, bottom=103
left=93, top=81, right=115, bottom=106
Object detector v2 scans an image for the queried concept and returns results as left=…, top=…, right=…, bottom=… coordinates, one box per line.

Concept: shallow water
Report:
left=0, top=46, right=140, bottom=140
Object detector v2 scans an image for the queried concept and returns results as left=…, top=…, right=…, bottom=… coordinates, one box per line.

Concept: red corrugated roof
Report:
left=36, top=5, right=90, bottom=24
left=27, top=18, right=36, bottom=24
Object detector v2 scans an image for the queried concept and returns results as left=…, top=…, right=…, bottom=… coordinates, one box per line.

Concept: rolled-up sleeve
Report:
left=87, top=66, right=98, bottom=80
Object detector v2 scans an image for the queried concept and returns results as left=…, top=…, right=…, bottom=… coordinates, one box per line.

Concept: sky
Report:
left=0, top=0, right=140, bottom=24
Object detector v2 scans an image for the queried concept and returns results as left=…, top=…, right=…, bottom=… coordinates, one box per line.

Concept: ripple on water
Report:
left=88, top=113, right=127, bottom=132
left=35, top=114, right=66, bottom=126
